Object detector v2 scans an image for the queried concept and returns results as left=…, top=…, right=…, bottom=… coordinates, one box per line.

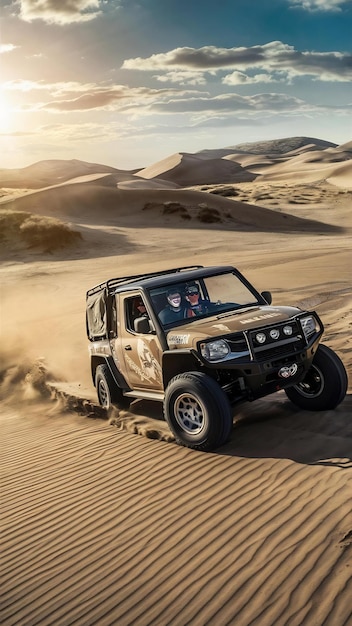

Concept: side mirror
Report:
left=134, top=316, right=154, bottom=334
left=261, top=291, right=272, bottom=305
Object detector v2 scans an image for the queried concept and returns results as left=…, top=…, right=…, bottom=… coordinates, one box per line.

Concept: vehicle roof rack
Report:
left=86, top=266, right=204, bottom=297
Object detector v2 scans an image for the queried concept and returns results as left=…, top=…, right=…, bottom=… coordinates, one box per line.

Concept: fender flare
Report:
left=91, top=355, right=130, bottom=390
left=162, top=349, right=206, bottom=388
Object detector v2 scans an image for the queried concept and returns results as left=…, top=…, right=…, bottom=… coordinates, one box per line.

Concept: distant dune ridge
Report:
left=1, top=136, right=350, bottom=191
left=0, top=136, right=351, bottom=240
left=0, top=159, right=137, bottom=189
left=1, top=135, right=352, bottom=626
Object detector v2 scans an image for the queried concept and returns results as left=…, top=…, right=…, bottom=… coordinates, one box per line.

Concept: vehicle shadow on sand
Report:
left=127, top=393, right=352, bottom=468
left=220, top=392, right=352, bottom=467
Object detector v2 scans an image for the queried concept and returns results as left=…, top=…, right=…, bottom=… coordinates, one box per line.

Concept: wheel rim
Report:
left=98, top=379, right=109, bottom=408
left=174, top=393, right=206, bottom=435
left=292, top=364, right=324, bottom=398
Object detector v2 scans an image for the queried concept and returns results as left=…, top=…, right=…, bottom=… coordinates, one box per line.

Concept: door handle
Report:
left=124, top=345, right=132, bottom=351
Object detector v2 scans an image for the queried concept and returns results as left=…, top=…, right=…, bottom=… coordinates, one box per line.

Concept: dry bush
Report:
left=20, top=215, right=82, bottom=251
left=197, top=205, right=222, bottom=223
left=162, top=201, right=183, bottom=213
left=0, top=209, right=82, bottom=251
left=162, top=202, right=190, bottom=219
left=209, top=186, right=240, bottom=197
left=143, top=202, right=163, bottom=211
left=0, top=210, right=28, bottom=241
left=143, top=201, right=190, bottom=219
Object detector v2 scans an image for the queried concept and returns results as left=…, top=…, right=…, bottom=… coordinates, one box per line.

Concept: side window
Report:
left=125, top=295, right=149, bottom=333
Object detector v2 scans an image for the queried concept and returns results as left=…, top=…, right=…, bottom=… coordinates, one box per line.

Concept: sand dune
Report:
left=1, top=136, right=352, bottom=626
left=326, top=161, right=352, bottom=188
left=0, top=159, right=136, bottom=189
left=336, top=140, right=352, bottom=152
left=136, top=152, right=256, bottom=185
left=118, top=178, right=179, bottom=190
left=197, top=137, right=337, bottom=160
left=0, top=177, right=342, bottom=238
left=221, top=143, right=352, bottom=186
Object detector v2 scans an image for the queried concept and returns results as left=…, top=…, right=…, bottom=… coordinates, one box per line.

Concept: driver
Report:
left=185, top=283, right=209, bottom=316
left=159, top=288, right=188, bottom=324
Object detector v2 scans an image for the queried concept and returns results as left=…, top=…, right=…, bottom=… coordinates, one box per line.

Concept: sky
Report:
left=0, top=0, right=351, bottom=170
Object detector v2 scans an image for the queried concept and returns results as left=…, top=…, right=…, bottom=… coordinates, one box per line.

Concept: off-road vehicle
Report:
left=86, top=265, right=347, bottom=451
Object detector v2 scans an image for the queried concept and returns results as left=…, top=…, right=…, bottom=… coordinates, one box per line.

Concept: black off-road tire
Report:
left=285, top=344, right=347, bottom=411
left=164, top=371, right=233, bottom=451
left=95, top=364, right=127, bottom=410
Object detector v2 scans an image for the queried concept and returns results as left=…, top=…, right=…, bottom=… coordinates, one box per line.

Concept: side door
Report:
left=117, top=292, right=163, bottom=391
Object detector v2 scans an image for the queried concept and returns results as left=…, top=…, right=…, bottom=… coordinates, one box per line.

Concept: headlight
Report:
left=200, top=339, right=230, bottom=361
left=255, top=332, right=266, bottom=344
left=283, top=325, right=293, bottom=336
left=301, top=315, right=319, bottom=340
left=269, top=329, right=280, bottom=340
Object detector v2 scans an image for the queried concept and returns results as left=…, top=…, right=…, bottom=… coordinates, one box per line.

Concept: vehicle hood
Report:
left=166, top=305, right=303, bottom=349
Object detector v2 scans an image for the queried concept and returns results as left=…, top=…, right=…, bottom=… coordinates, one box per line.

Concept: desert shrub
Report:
left=162, top=202, right=189, bottom=218
left=0, top=209, right=82, bottom=251
left=0, top=210, right=28, bottom=241
left=209, top=186, right=239, bottom=197
left=143, top=202, right=163, bottom=211
left=19, top=215, right=82, bottom=251
left=197, top=205, right=222, bottom=223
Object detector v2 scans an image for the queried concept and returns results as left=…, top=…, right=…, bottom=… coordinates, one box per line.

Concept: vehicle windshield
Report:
left=149, top=271, right=261, bottom=328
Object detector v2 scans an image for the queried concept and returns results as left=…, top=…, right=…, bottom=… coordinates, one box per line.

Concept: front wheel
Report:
left=164, top=372, right=233, bottom=451
left=285, top=344, right=347, bottom=411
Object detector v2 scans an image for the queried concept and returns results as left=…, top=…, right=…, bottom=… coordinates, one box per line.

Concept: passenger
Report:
left=185, top=283, right=209, bottom=316
left=159, top=288, right=188, bottom=325
left=134, top=297, right=148, bottom=318
left=132, top=297, right=149, bottom=331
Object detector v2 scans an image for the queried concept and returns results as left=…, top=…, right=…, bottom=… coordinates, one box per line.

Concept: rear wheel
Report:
left=95, top=364, right=127, bottom=410
left=164, top=372, right=233, bottom=451
left=285, top=344, right=347, bottom=411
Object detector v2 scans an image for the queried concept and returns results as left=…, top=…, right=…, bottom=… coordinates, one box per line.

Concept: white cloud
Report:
left=5, top=76, right=351, bottom=122
left=19, top=0, right=103, bottom=25
left=5, top=80, right=201, bottom=113
left=287, top=0, right=350, bottom=11
left=122, top=41, right=352, bottom=83
left=0, top=44, right=18, bottom=54
left=150, top=92, right=314, bottom=115
left=153, top=71, right=207, bottom=86
left=222, top=72, right=278, bottom=85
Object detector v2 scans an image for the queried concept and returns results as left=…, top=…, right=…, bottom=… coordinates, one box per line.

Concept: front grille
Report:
left=249, top=321, right=305, bottom=362
left=254, top=339, right=305, bottom=361
left=227, top=333, right=248, bottom=353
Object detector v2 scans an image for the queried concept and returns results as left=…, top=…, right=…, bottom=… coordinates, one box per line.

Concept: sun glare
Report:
left=0, top=94, right=14, bottom=132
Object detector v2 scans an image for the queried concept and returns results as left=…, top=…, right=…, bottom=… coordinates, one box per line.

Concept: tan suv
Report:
left=86, top=265, right=347, bottom=451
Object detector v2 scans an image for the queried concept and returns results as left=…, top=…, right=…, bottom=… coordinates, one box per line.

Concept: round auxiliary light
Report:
left=270, top=328, right=280, bottom=340
left=283, top=325, right=293, bottom=336
left=256, top=332, right=266, bottom=344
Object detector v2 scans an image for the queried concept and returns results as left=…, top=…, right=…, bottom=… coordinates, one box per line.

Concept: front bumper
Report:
left=202, top=335, right=321, bottom=402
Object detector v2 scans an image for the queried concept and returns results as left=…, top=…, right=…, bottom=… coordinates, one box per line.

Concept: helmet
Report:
left=185, top=283, right=199, bottom=296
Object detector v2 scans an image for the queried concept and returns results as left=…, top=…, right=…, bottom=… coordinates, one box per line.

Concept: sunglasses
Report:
left=187, top=288, right=199, bottom=295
